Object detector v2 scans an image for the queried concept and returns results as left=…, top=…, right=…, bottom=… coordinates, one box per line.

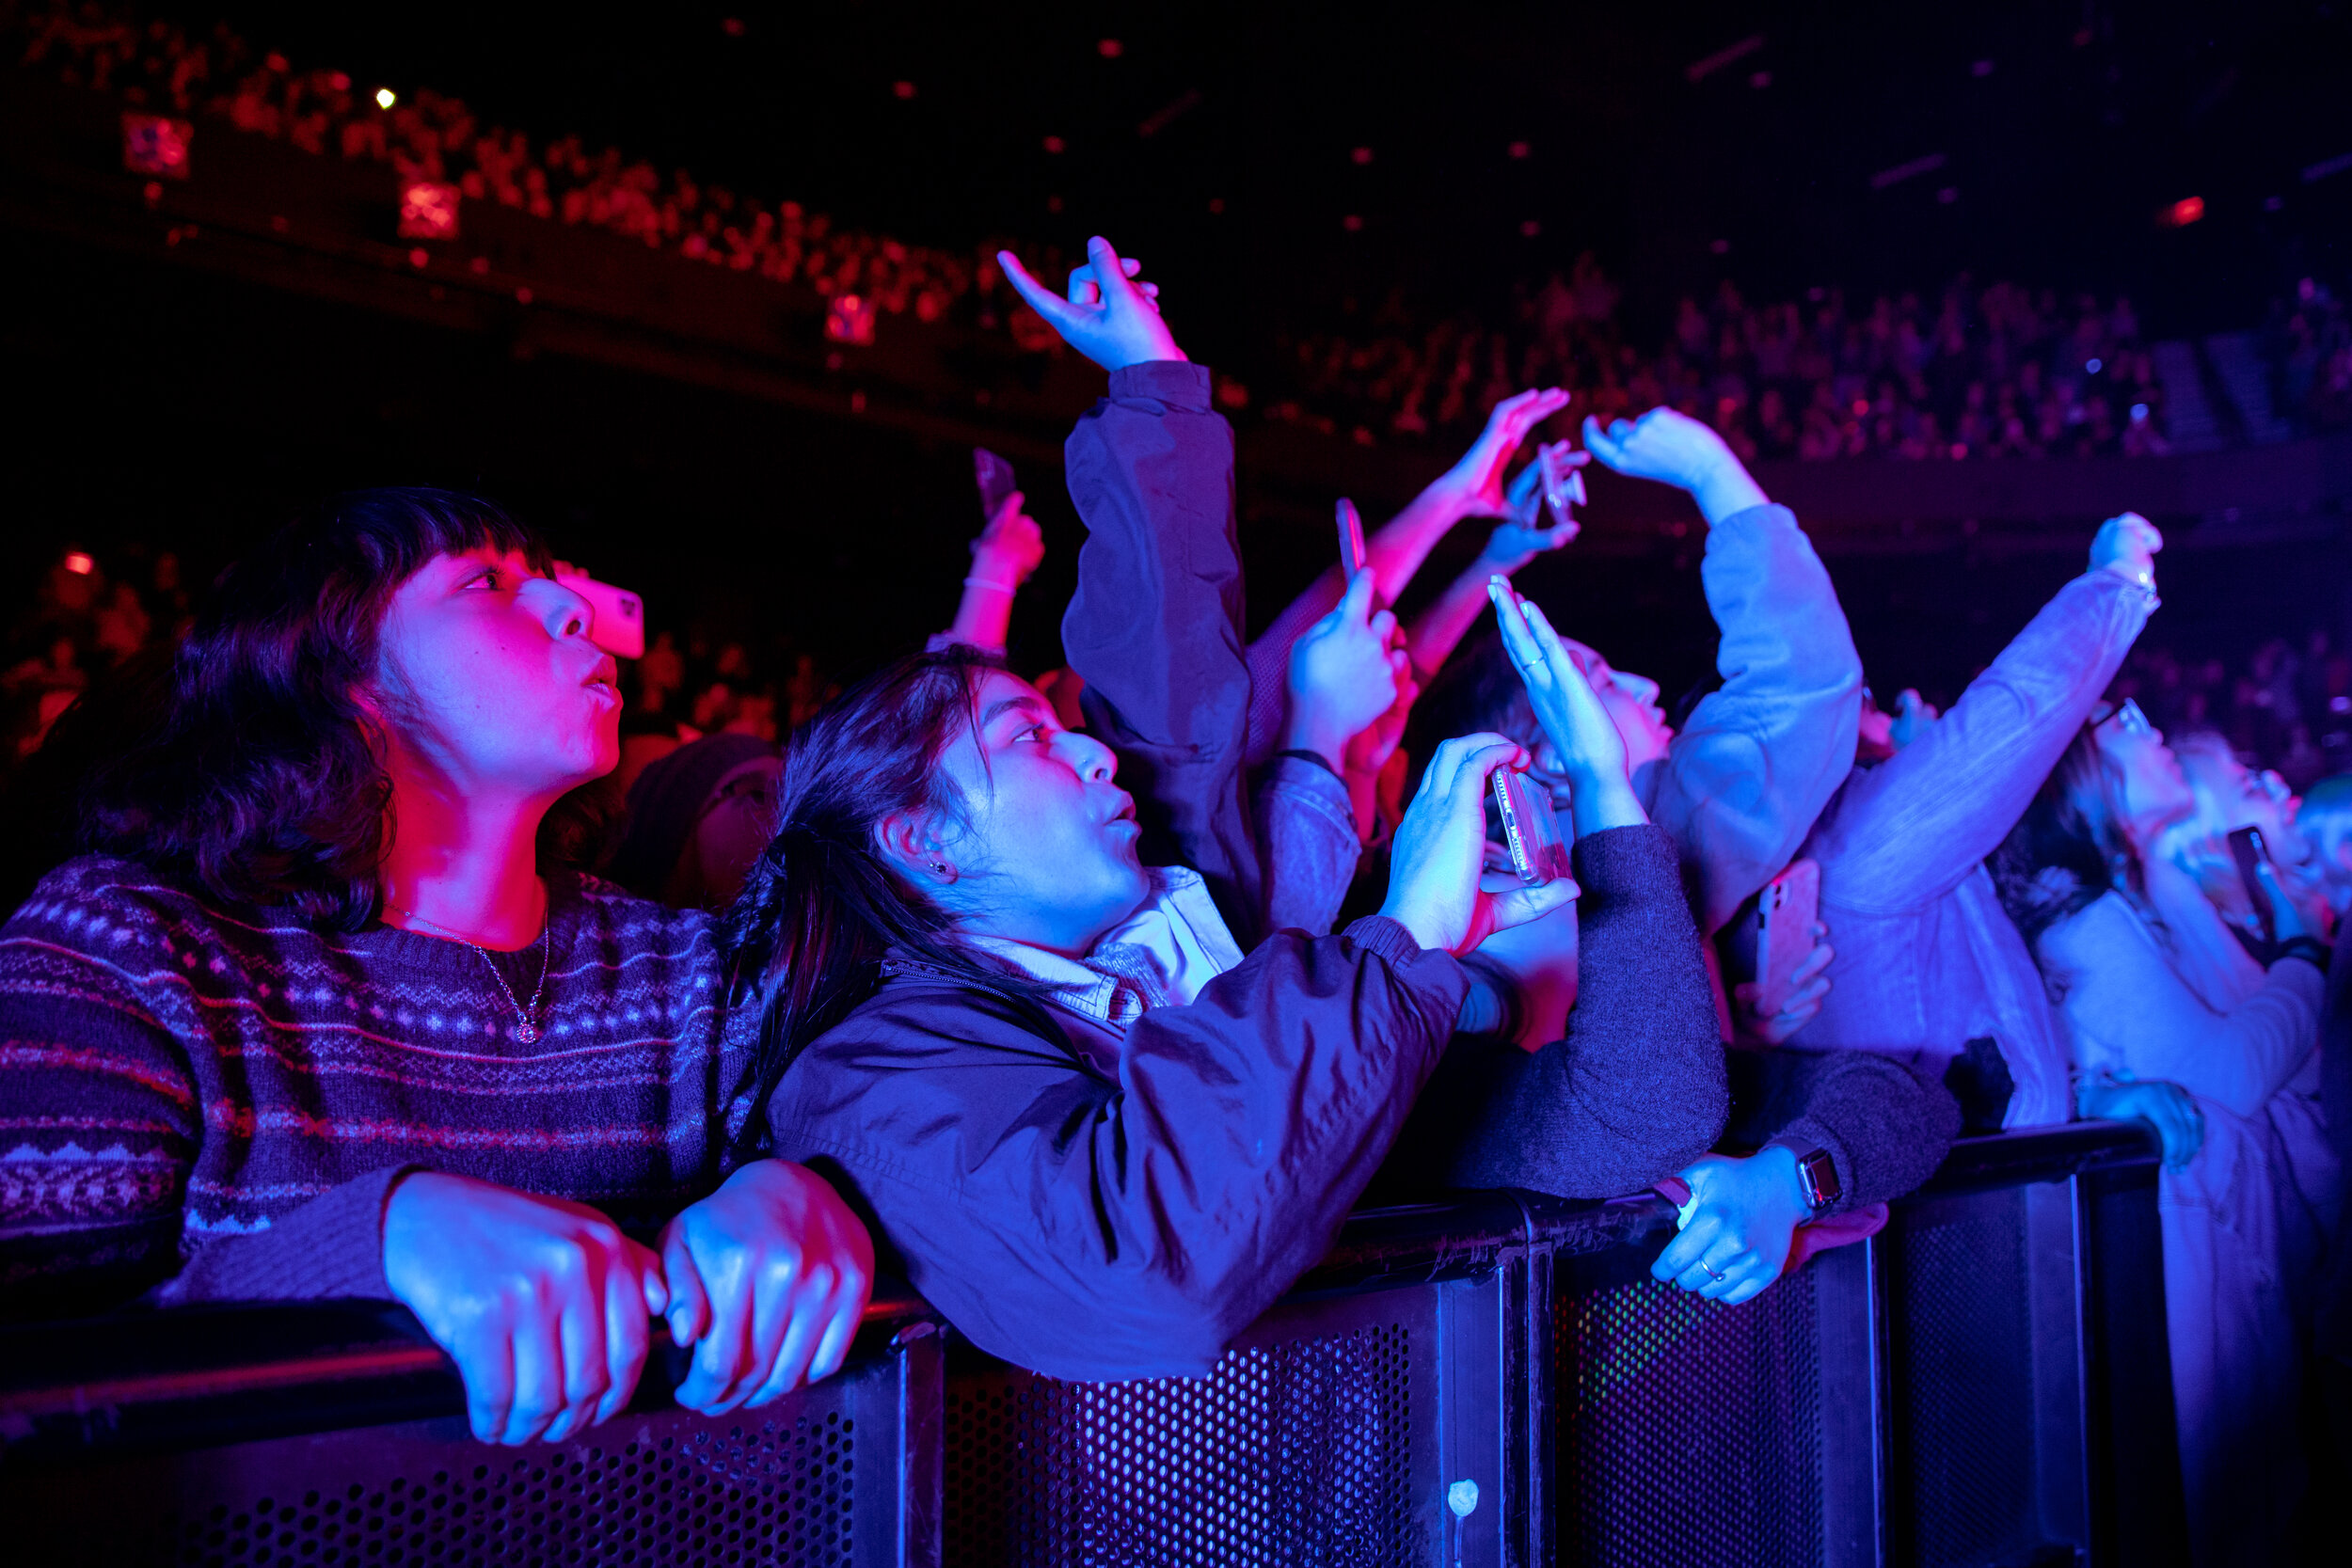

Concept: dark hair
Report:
left=1989, top=723, right=2137, bottom=945
left=77, top=487, right=550, bottom=928
left=1403, top=629, right=1534, bottom=792
left=723, top=645, right=1055, bottom=1156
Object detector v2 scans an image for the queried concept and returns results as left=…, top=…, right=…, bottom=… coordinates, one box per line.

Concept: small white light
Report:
left=2086, top=357, right=2103, bottom=373
left=374, top=87, right=396, bottom=110
left=2130, top=403, right=2150, bottom=420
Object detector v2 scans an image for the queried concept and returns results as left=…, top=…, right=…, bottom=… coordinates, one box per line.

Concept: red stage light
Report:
left=2160, top=196, right=2205, bottom=228
left=121, top=113, right=192, bottom=180
left=1043, top=135, right=1065, bottom=153
left=1507, top=141, right=1531, bottom=159
left=1098, top=39, right=1123, bottom=58
left=399, top=180, right=460, bottom=241
left=63, top=552, right=95, bottom=577
left=892, top=81, right=916, bottom=100
left=826, top=293, right=878, bottom=346
left=1351, top=147, right=1373, bottom=165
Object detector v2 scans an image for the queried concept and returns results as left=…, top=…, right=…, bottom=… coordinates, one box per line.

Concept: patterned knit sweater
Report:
left=0, top=856, right=751, bottom=1312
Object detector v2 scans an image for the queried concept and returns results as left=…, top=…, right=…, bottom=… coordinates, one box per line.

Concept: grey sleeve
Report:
left=1253, top=753, right=1361, bottom=937
left=1727, top=1048, right=1961, bottom=1212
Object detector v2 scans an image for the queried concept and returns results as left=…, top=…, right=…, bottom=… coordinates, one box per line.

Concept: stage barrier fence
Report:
left=1, top=1124, right=2180, bottom=1567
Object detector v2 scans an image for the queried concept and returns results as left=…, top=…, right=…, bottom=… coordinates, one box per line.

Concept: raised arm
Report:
left=1242, top=388, right=1571, bottom=759
left=1586, top=408, right=1863, bottom=935
left=2042, top=895, right=2323, bottom=1119
left=929, top=487, right=1046, bottom=656
left=1805, top=515, right=2162, bottom=912
left=1406, top=448, right=1583, bottom=681
left=1000, top=238, right=1267, bottom=938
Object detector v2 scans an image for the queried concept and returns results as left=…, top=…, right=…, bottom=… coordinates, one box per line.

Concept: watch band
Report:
left=1793, top=1147, right=1841, bottom=1212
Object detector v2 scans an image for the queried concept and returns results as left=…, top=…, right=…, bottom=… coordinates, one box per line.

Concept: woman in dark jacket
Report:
left=728, top=238, right=1727, bottom=1382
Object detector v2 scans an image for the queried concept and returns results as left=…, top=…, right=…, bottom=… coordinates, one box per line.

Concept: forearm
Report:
left=937, top=578, right=1016, bottom=655
left=158, top=1164, right=417, bottom=1304
left=1254, top=753, right=1360, bottom=935
left=1407, top=559, right=1507, bottom=680
left=1730, top=1050, right=1961, bottom=1212
left=1433, top=826, right=1728, bottom=1196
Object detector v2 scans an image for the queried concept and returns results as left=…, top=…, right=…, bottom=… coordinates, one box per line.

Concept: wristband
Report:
left=961, top=576, right=1019, bottom=594
left=1272, top=748, right=1344, bottom=783
left=2274, top=936, right=2330, bottom=973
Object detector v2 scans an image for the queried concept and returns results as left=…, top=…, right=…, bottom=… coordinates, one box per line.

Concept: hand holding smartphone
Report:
left=1751, top=860, right=1821, bottom=1019
left=1535, top=443, right=1589, bottom=531
left=1491, top=768, right=1571, bottom=885
left=2227, top=826, right=2278, bottom=946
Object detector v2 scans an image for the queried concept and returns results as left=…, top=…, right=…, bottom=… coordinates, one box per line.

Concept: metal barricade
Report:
left=0, top=1128, right=2177, bottom=1567
left=1535, top=1122, right=2181, bottom=1568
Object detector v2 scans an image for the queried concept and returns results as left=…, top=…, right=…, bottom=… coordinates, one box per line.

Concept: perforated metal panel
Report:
left=1884, top=1188, right=2047, bottom=1568
left=13, top=1354, right=904, bottom=1568
left=945, top=1316, right=1427, bottom=1567
left=1554, top=1270, right=1823, bottom=1568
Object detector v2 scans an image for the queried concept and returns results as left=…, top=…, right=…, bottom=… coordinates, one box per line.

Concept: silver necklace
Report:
left=389, top=904, right=552, bottom=1043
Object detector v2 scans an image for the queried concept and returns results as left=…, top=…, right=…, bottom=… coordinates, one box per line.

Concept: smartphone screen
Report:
left=1337, top=498, right=1368, bottom=579
left=974, top=448, right=1018, bottom=521
left=1492, top=769, right=1571, bottom=885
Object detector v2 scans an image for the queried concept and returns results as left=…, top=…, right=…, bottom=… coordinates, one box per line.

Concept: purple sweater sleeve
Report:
left=767, top=917, right=1468, bottom=1381
left=0, top=894, right=403, bottom=1309
left=1060, top=361, right=1266, bottom=946
left=1387, top=825, right=1729, bottom=1198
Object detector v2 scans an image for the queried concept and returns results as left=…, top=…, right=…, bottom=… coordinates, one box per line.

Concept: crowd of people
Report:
left=15, top=0, right=2352, bottom=469
left=1266, top=266, right=2185, bottom=461
left=1, top=231, right=2346, bottom=1564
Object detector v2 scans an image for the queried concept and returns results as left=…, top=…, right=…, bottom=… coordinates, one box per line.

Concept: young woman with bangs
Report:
left=0, top=489, right=871, bottom=1446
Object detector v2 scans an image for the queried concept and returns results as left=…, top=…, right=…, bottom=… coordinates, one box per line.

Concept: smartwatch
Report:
left=1792, top=1147, right=1841, bottom=1212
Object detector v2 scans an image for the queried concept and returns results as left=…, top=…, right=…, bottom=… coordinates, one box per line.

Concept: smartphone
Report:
left=974, top=448, right=1018, bottom=522
left=1536, top=443, right=1587, bottom=530
left=1337, top=497, right=1368, bottom=579
left=1492, top=768, right=1571, bottom=885
left=1752, top=859, right=1821, bottom=1019
left=2227, top=826, right=2278, bottom=946
left=554, top=569, right=646, bottom=661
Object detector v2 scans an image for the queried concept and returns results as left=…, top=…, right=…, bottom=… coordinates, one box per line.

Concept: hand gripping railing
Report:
left=0, top=1124, right=2176, bottom=1567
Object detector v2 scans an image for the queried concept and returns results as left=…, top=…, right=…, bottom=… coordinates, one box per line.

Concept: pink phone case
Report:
left=555, top=571, right=646, bottom=661
left=1753, top=859, right=1820, bottom=1018
left=1492, top=770, right=1571, bottom=885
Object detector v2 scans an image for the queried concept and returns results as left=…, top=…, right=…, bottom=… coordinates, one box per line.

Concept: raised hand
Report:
left=970, top=488, right=1045, bottom=590
left=1480, top=461, right=1581, bottom=573
left=1888, top=689, right=1939, bottom=751
left=659, top=1159, right=877, bottom=1415
left=1382, top=734, right=1579, bottom=954
left=1486, top=578, right=1645, bottom=832
left=1285, top=568, right=1406, bottom=771
left=995, top=235, right=1184, bottom=372
left=1431, top=388, right=1573, bottom=516
left=2089, top=511, right=2162, bottom=592
left=1652, top=1148, right=1813, bottom=1306
left=1735, top=924, right=1834, bottom=1045
left=383, top=1172, right=667, bottom=1445
left=1582, top=407, right=1768, bottom=525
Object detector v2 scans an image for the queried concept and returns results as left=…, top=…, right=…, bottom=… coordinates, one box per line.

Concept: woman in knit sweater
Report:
left=0, top=489, right=872, bottom=1445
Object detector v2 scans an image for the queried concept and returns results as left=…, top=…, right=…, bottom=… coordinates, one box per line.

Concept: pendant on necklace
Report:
left=516, top=1022, right=539, bottom=1044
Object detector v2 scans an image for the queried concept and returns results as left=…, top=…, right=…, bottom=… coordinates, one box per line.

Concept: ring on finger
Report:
left=1701, top=1260, right=1726, bottom=1282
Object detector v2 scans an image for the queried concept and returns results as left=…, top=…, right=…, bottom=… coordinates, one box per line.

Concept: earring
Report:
left=930, top=861, right=951, bottom=877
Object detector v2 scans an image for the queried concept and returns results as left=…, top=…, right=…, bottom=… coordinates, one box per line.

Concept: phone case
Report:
left=1492, top=770, right=1571, bottom=886
left=1537, top=444, right=1587, bottom=529
left=1337, top=498, right=1368, bottom=578
left=554, top=571, right=645, bottom=661
left=974, top=448, right=1018, bottom=520
left=1753, top=859, right=1821, bottom=1019
left=2228, top=826, right=2277, bottom=945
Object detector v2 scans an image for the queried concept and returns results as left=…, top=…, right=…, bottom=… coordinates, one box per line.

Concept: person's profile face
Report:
left=373, top=546, right=621, bottom=798
left=929, top=670, right=1150, bottom=956
left=2090, top=701, right=2193, bottom=833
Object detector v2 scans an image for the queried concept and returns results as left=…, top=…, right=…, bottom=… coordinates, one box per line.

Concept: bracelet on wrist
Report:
left=961, top=576, right=1019, bottom=594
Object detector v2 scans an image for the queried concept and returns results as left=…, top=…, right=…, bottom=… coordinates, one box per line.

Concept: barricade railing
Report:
left=0, top=1124, right=2178, bottom=1567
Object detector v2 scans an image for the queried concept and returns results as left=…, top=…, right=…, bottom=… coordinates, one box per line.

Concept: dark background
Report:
left=8, top=1, right=2352, bottom=706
